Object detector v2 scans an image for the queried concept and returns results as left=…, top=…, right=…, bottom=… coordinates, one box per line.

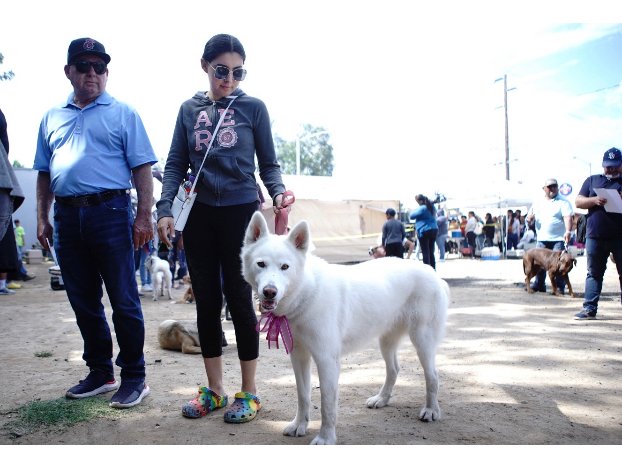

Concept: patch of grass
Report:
left=4, top=397, right=127, bottom=438
left=34, top=351, right=53, bottom=358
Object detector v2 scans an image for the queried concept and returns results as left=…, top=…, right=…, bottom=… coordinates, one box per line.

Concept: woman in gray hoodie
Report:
left=156, top=34, right=287, bottom=424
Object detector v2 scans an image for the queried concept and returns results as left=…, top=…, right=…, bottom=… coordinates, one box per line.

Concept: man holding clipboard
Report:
left=574, top=147, right=622, bottom=320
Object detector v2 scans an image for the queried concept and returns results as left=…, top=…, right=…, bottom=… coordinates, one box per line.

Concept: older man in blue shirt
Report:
left=34, top=38, right=157, bottom=408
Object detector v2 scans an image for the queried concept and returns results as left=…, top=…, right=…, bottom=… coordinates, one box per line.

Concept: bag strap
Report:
left=187, top=95, right=237, bottom=196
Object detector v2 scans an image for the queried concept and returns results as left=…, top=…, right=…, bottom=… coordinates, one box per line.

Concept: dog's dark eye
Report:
left=257, top=261, right=266, bottom=268
left=281, top=264, right=289, bottom=270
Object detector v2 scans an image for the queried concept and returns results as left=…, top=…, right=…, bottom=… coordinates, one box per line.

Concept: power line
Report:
left=577, top=83, right=620, bottom=97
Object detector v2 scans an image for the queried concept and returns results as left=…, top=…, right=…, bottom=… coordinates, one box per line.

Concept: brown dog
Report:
left=175, top=274, right=194, bottom=304
left=158, top=320, right=202, bottom=354
left=523, top=248, right=576, bottom=296
left=158, top=319, right=227, bottom=353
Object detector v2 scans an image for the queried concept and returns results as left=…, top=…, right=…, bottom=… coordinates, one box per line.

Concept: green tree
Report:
left=275, top=124, right=334, bottom=176
left=0, top=52, right=15, bottom=81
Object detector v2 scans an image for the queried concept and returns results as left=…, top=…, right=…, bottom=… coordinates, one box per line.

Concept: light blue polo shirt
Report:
left=529, top=196, right=574, bottom=241
left=34, top=91, right=157, bottom=197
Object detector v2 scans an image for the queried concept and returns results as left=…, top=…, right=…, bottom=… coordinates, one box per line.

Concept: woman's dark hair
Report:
left=202, top=34, right=246, bottom=62
left=415, top=194, right=436, bottom=215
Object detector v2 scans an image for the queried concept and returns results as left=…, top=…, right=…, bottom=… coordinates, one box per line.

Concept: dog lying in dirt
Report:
left=158, top=320, right=202, bottom=354
left=523, top=248, right=576, bottom=296
left=158, top=319, right=228, bottom=353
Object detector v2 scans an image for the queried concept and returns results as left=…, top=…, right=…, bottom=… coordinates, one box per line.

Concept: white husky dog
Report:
left=242, top=212, right=449, bottom=445
left=145, top=254, right=172, bottom=302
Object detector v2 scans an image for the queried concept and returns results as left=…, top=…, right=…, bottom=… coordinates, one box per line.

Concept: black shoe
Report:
left=21, top=274, right=36, bottom=281
left=109, top=381, right=150, bottom=408
left=574, top=309, right=596, bottom=320
left=66, top=370, right=119, bottom=399
left=530, top=284, right=546, bottom=293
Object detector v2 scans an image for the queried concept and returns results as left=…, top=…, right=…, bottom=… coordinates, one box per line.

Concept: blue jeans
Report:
left=436, top=233, right=447, bottom=260
left=583, top=237, right=622, bottom=312
left=507, top=233, right=519, bottom=250
left=54, top=194, right=145, bottom=381
left=533, top=241, right=566, bottom=292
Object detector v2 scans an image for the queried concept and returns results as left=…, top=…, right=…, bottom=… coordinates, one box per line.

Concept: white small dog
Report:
left=145, top=254, right=172, bottom=301
left=242, top=211, right=450, bottom=445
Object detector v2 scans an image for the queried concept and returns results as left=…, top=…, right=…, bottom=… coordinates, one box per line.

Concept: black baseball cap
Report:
left=67, top=37, right=111, bottom=64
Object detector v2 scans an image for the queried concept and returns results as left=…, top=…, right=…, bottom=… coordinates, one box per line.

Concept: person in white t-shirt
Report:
left=526, top=178, right=574, bottom=293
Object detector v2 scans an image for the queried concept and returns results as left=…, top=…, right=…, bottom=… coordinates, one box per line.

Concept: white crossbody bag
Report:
left=171, top=96, right=237, bottom=231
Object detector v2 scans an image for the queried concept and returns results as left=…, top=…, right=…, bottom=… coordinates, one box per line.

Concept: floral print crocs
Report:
left=223, top=391, right=262, bottom=423
left=182, top=386, right=228, bottom=418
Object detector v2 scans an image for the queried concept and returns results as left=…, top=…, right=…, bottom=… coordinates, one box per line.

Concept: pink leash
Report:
left=256, top=312, right=294, bottom=353
left=275, top=190, right=296, bottom=235
left=257, top=191, right=296, bottom=352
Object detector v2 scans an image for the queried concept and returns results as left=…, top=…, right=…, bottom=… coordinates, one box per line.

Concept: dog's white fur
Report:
left=242, top=211, right=449, bottom=445
left=145, top=254, right=172, bottom=301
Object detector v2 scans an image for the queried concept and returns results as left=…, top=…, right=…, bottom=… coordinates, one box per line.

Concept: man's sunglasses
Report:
left=72, top=61, right=107, bottom=75
left=209, top=63, right=247, bottom=81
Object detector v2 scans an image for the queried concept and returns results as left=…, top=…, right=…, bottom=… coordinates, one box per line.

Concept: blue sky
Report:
left=489, top=23, right=621, bottom=200
left=0, top=1, right=620, bottom=207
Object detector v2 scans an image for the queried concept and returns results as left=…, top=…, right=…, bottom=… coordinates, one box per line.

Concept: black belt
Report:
left=55, top=189, right=128, bottom=207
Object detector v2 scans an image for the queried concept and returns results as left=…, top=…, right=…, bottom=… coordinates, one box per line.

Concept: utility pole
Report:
left=295, top=129, right=329, bottom=175
left=503, top=74, right=510, bottom=181
left=495, top=74, right=515, bottom=181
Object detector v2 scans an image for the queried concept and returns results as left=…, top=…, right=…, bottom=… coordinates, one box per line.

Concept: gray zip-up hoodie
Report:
left=156, top=88, right=285, bottom=218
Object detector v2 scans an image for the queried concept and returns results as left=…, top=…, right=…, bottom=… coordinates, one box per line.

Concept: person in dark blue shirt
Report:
left=573, top=147, right=622, bottom=320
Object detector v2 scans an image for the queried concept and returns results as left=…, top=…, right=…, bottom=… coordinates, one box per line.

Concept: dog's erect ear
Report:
left=245, top=211, right=270, bottom=245
left=287, top=220, right=310, bottom=252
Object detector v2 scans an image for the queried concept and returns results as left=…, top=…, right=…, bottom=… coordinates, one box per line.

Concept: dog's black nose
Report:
left=263, top=285, right=277, bottom=300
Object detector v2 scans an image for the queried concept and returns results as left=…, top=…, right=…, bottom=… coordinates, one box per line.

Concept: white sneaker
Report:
left=0, top=287, right=16, bottom=295
left=142, top=284, right=153, bottom=292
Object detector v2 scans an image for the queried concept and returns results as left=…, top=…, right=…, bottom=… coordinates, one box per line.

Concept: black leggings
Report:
left=182, top=201, right=259, bottom=360
left=419, top=229, right=438, bottom=269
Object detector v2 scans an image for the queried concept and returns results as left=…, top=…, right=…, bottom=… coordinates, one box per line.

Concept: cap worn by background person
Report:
left=544, top=178, right=558, bottom=187
left=386, top=208, right=396, bottom=217
left=602, top=147, right=622, bottom=168
left=67, top=38, right=111, bottom=64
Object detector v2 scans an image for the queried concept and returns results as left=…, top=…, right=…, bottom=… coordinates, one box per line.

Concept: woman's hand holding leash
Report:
left=274, top=190, right=296, bottom=235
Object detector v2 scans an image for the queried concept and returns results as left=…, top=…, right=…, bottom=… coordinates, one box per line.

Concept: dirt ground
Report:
left=1, top=252, right=621, bottom=447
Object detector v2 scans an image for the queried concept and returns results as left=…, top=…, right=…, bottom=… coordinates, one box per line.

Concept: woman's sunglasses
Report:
left=209, top=63, right=247, bottom=81
left=72, top=61, right=107, bottom=75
